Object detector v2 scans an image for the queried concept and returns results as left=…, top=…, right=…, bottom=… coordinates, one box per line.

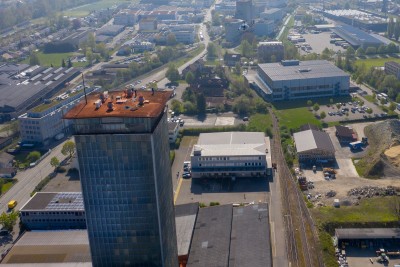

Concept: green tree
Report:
left=166, top=33, right=177, bottom=46
left=196, top=93, right=206, bottom=114
left=240, top=40, right=253, bottom=58
left=50, top=157, right=60, bottom=170
left=394, top=21, right=400, bottom=41
left=207, top=42, right=217, bottom=59
left=67, top=58, right=73, bottom=68
left=185, top=71, right=195, bottom=85
left=313, top=103, right=320, bottom=112
left=366, top=108, right=373, bottom=114
left=387, top=43, right=398, bottom=53
left=321, top=48, right=332, bottom=60
left=365, top=47, right=377, bottom=55
left=329, top=98, right=334, bottom=104
left=307, top=100, right=313, bottom=107
left=234, top=62, right=242, bottom=75
left=86, top=50, right=93, bottom=66
left=356, top=47, right=365, bottom=57
left=27, top=151, right=41, bottom=163
left=336, top=51, right=343, bottom=68
left=346, top=46, right=355, bottom=59
left=233, top=96, right=252, bottom=115
left=389, top=102, right=396, bottom=111
left=388, top=17, right=395, bottom=38
left=0, top=211, right=18, bottom=231
left=166, top=65, right=180, bottom=83
left=377, top=45, right=387, bottom=54
left=320, top=111, right=326, bottom=119
left=171, top=99, right=184, bottom=114
left=396, top=93, right=400, bottom=103
left=87, top=32, right=96, bottom=51
left=29, top=51, right=40, bottom=66
left=61, top=58, right=66, bottom=67
left=61, top=141, right=76, bottom=159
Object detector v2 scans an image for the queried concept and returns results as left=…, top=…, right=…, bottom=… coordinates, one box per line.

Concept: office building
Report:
left=139, top=10, right=177, bottom=21
left=139, top=18, right=158, bottom=31
left=235, top=0, right=254, bottom=22
left=20, top=192, right=86, bottom=230
left=260, top=8, right=284, bottom=22
left=224, top=19, right=243, bottom=43
left=64, top=90, right=178, bottom=266
left=385, top=61, right=400, bottom=80
left=332, top=24, right=385, bottom=49
left=248, top=60, right=349, bottom=101
left=190, top=132, right=269, bottom=179
left=257, top=41, right=284, bottom=63
left=293, top=129, right=335, bottom=162
left=323, top=9, right=387, bottom=32
left=0, top=64, right=80, bottom=122
left=18, top=86, right=100, bottom=145
left=114, top=10, right=137, bottom=26
left=254, top=19, right=275, bottom=37
left=169, top=24, right=196, bottom=44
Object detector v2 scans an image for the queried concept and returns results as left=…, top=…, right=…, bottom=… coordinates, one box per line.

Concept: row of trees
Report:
left=0, top=0, right=99, bottom=29
left=387, top=17, right=400, bottom=41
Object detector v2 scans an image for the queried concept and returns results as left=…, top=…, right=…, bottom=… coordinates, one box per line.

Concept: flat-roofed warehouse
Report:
left=333, top=24, right=386, bottom=49
left=0, top=63, right=80, bottom=122
left=293, top=129, right=335, bottom=163
left=20, top=192, right=86, bottom=230
left=335, top=228, right=400, bottom=249
left=190, top=132, right=270, bottom=179
left=247, top=60, right=349, bottom=101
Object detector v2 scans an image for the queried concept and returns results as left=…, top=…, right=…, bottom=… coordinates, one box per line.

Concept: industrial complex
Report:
left=0, top=64, right=80, bottom=123
left=247, top=60, right=350, bottom=101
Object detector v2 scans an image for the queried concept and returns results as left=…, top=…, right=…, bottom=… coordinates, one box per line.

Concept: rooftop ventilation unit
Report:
left=298, top=68, right=311, bottom=73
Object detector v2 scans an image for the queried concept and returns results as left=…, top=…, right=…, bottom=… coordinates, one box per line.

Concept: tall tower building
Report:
left=64, top=90, right=178, bottom=267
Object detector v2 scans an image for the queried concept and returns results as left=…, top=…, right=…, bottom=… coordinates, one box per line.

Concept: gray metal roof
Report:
left=335, top=228, right=400, bottom=240
left=229, top=203, right=271, bottom=267
left=176, top=203, right=199, bottom=257
left=20, top=192, right=84, bottom=211
left=293, top=129, right=335, bottom=153
left=258, top=60, right=349, bottom=82
left=187, top=204, right=233, bottom=267
left=194, top=132, right=268, bottom=157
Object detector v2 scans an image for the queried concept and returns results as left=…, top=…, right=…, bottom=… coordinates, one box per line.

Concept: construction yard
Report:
left=297, top=121, right=400, bottom=207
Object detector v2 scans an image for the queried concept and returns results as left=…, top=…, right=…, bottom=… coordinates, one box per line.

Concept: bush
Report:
left=57, top=166, right=67, bottom=173
left=210, top=202, right=220, bottom=206
left=170, top=151, right=175, bottom=165
left=199, top=202, right=207, bottom=208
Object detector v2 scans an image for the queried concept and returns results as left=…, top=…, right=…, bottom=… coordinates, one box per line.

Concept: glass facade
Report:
left=74, top=112, right=178, bottom=267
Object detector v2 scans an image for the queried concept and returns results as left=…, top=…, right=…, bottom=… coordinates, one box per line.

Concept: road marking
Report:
left=271, top=221, right=276, bottom=257
left=174, top=177, right=183, bottom=204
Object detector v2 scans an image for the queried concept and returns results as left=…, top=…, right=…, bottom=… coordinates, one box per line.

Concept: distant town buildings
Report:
left=114, top=10, right=137, bottom=26
left=235, top=0, right=254, bottom=22
left=168, top=121, right=179, bottom=143
left=169, top=24, right=196, bottom=44
left=139, top=18, right=158, bottom=31
left=257, top=41, right=284, bottom=63
left=247, top=60, right=350, bottom=101
left=384, top=61, right=400, bottom=80
left=260, top=8, right=284, bottom=22
left=0, top=64, right=80, bottom=123
left=190, top=132, right=270, bottom=179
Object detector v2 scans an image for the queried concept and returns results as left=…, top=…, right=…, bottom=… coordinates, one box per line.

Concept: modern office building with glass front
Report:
left=65, top=90, right=178, bottom=267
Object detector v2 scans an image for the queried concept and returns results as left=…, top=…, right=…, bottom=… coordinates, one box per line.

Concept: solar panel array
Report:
left=45, top=192, right=84, bottom=211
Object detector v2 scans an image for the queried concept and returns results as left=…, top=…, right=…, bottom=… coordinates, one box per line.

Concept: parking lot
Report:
left=301, top=31, right=346, bottom=54
left=170, top=112, right=243, bottom=128
left=345, top=247, right=400, bottom=267
left=318, top=100, right=385, bottom=123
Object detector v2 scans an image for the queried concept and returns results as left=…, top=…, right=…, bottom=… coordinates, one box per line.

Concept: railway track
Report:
left=270, top=110, right=324, bottom=267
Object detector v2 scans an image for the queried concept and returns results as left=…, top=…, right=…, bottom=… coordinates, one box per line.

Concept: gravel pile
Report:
left=347, top=186, right=398, bottom=198
left=325, top=190, right=336, bottom=198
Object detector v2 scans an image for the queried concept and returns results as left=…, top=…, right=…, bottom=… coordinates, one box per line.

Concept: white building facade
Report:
left=190, top=132, right=269, bottom=179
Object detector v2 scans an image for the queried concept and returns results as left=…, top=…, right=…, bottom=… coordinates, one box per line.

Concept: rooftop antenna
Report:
left=82, top=73, right=87, bottom=104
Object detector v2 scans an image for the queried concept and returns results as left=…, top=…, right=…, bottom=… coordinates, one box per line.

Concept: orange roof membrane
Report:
left=64, top=90, right=172, bottom=119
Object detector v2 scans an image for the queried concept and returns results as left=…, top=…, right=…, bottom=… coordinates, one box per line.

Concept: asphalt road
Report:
left=0, top=141, right=68, bottom=214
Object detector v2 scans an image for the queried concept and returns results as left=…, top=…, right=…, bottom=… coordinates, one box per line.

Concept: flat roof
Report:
left=229, top=203, right=271, bottom=267
left=20, top=192, right=84, bottom=211
left=335, top=228, right=400, bottom=240
left=187, top=204, right=233, bottom=267
left=175, top=203, right=199, bottom=257
left=258, top=60, right=349, bottom=82
left=194, top=132, right=268, bottom=157
left=1, top=230, right=91, bottom=264
left=64, top=90, right=171, bottom=119
left=333, top=24, right=384, bottom=45
left=293, top=129, right=335, bottom=153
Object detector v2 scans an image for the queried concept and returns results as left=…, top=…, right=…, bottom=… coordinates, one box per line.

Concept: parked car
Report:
left=182, top=172, right=191, bottom=178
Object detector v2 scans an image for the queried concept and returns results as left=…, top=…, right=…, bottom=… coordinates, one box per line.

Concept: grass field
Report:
left=246, top=113, right=273, bottom=133
left=22, top=52, right=86, bottom=67
left=312, top=196, right=398, bottom=225
left=62, top=0, right=136, bottom=17
left=1, top=180, right=16, bottom=195
left=355, top=57, right=400, bottom=69
left=274, top=107, right=321, bottom=130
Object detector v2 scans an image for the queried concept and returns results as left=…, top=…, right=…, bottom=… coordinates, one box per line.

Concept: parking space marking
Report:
left=174, top=178, right=183, bottom=204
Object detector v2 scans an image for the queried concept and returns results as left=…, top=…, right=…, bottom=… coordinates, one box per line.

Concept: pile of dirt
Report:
left=356, top=119, right=400, bottom=178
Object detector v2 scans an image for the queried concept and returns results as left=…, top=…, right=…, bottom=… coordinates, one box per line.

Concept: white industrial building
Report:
left=247, top=60, right=350, bottom=101
left=18, top=86, right=100, bottom=145
left=190, top=132, right=270, bottom=179
left=293, top=129, right=335, bottom=163
left=169, top=24, right=196, bottom=44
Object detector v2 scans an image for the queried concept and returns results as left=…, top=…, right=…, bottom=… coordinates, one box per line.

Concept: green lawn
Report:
left=22, top=52, right=86, bottom=68
left=62, top=0, right=137, bottom=17
left=355, top=57, right=400, bottom=69
left=247, top=113, right=273, bottom=133
left=274, top=107, right=321, bottom=130
left=1, top=181, right=16, bottom=195
left=312, top=197, right=398, bottom=226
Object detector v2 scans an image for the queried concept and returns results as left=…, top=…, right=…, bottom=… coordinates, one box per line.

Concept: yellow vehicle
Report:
left=8, top=200, right=17, bottom=210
